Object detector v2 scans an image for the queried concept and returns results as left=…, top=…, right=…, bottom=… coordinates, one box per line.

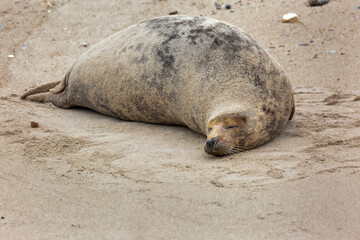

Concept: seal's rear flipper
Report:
left=25, top=92, right=52, bottom=102
left=20, top=80, right=61, bottom=101
left=50, top=76, right=67, bottom=94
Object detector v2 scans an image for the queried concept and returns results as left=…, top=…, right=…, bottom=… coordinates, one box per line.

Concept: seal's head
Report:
left=204, top=113, right=249, bottom=156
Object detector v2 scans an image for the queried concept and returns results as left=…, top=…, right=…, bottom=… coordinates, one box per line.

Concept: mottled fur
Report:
left=21, top=15, right=294, bottom=156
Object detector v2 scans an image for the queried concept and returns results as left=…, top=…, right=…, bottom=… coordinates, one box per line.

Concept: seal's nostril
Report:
left=206, top=138, right=216, bottom=148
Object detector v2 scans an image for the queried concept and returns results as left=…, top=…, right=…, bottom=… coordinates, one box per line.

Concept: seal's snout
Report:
left=206, top=138, right=217, bottom=149
left=204, top=137, right=222, bottom=155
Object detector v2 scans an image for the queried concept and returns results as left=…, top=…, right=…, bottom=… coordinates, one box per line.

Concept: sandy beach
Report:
left=1, top=0, right=360, bottom=239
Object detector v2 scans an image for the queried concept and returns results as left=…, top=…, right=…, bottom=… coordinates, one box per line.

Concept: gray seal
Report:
left=21, top=15, right=295, bottom=156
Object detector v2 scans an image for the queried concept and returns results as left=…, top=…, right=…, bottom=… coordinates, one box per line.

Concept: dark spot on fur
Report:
left=227, top=34, right=249, bottom=52
left=172, top=18, right=200, bottom=27
left=189, top=27, right=214, bottom=35
left=211, top=37, right=223, bottom=48
left=187, top=35, right=197, bottom=45
left=155, top=33, right=180, bottom=71
left=242, top=62, right=268, bottom=94
left=157, top=49, right=175, bottom=69
left=150, top=31, right=182, bottom=91
left=253, top=74, right=263, bottom=87
left=271, top=90, right=280, bottom=101
left=265, top=115, right=286, bottom=141
left=263, top=105, right=276, bottom=117
left=186, top=26, right=216, bottom=45
left=167, top=33, right=180, bottom=41
left=267, top=109, right=275, bottom=116
left=139, top=54, right=148, bottom=63
left=136, top=43, right=144, bottom=51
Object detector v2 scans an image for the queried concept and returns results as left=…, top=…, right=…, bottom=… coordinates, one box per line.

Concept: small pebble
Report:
left=31, top=121, right=39, bottom=128
left=169, top=10, right=178, bottom=15
left=21, top=44, right=28, bottom=50
left=308, top=0, right=329, bottom=6
left=79, top=42, right=89, bottom=47
left=358, top=6, right=360, bottom=10
left=309, top=40, right=314, bottom=43
left=282, top=13, right=298, bottom=23
left=225, top=4, right=231, bottom=9
left=8, top=54, right=15, bottom=58
left=215, top=2, right=221, bottom=9
left=299, top=43, right=309, bottom=46
left=0, top=25, right=4, bottom=29
left=1, top=216, right=4, bottom=220
left=329, top=50, right=336, bottom=54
